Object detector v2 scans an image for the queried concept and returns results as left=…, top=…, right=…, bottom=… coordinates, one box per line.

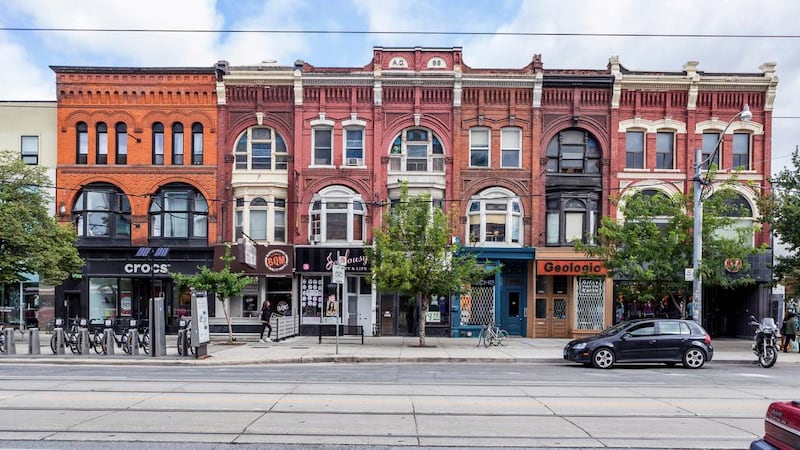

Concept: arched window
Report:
left=233, top=126, right=288, bottom=170
left=546, top=128, right=601, bottom=174
left=76, top=122, right=88, bottom=164
left=115, top=122, right=127, bottom=165
left=149, top=184, right=207, bottom=240
left=309, top=186, right=366, bottom=243
left=388, top=128, right=444, bottom=172
left=152, top=122, right=164, bottom=165
left=712, top=191, right=756, bottom=247
left=73, top=183, right=131, bottom=239
left=191, top=123, right=203, bottom=165
left=466, top=188, right=522, bottom=245
left=96, top=122, right=108, bottom=164
left=172, top=123, right=184, bottom=165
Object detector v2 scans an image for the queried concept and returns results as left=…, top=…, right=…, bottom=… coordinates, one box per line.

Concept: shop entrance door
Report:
left=500, top=290, right=525, bottom=335
left=534, top=296, right=568, bottom=338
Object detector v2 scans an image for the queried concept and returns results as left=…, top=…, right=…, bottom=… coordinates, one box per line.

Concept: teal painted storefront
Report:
left=452, top=247, right=535, bottom=337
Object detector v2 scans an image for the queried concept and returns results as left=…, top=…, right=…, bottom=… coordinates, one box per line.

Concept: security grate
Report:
left=460, top=284, right=495, bottom=326
left=575, top=277, right=604, bottom=330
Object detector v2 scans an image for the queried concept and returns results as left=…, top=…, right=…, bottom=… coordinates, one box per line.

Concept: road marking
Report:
left=738, top=373, right=772, bottom=378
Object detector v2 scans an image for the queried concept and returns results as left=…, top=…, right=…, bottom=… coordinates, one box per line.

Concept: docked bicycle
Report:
left=476, top=324, right=509, bottom=347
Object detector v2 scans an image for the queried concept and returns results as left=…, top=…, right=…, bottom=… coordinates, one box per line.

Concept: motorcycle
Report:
left=749, top=315, right=779, bottom=368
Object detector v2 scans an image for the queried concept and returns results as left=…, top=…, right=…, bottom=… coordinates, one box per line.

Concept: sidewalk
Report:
left=2, top=332, right=800, bottom=366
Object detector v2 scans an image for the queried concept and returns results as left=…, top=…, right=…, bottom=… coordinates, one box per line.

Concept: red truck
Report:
left=751, top=400, right=800, bottom=450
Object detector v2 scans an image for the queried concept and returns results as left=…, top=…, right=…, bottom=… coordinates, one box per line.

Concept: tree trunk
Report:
left=418, top=293, right=429, bottom=347
left=222, top=297, right=234, bottom=343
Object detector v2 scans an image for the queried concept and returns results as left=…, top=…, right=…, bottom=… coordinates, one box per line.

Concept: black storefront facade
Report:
left=295, top=246, right=373, bottom=336
left=55, top=247, right=214, bottom=332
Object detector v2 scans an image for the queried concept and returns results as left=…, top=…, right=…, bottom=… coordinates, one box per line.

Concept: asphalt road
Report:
left=0, top=361, right=796, bottom=449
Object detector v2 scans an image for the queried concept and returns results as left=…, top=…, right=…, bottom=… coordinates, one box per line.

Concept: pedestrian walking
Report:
left=260, top=300, right=273, bottom=343
left=781, top=310, right=797, bottom=352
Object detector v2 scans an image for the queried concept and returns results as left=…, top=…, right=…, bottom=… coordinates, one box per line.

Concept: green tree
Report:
left=366, top=184, right=495, bottom=346
left=0, top=150, right=83, bottom=286
left=763, top=147, right=800, bottom=285
left=172, top=244, right=256, bottom=344
left=577, top=178, right=766, bottom=311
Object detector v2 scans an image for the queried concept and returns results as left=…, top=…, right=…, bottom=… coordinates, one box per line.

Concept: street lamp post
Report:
left=692, top=104, right=752, bottom=326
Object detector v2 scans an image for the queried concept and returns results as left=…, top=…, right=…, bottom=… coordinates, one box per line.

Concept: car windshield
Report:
left=598, top=321, right=632, bottom=336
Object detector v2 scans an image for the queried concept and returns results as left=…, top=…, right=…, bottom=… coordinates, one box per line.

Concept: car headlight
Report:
left=572, top=342, right=587, bottom=351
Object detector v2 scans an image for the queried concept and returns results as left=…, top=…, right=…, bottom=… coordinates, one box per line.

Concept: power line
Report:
left=2, top=27, right=800, bottom=39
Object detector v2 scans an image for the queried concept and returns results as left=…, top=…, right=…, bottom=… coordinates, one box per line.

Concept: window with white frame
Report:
left=249, top=198, right=268, bottom=241
left=313, top=128, right=333, bottom=166
left=21, top=136, right=38, bottom=165
left=76, top=122, right=88, bottom=164
left=234, top=196, right=287, bottom=243
left=701, top=132, right=721, bottom=169
left=172, top=123, right=184, bottom=165
left=234, top=198, right=244, bottom=240
left=344, top=128, right=364, bottom=166
left=115, top=122, right=127, bottom=165
left=152, top=122, right=164, bottom=165
left=96, top=122, right=108, bottom=164
left=389, top=128, right=444, bottom=172
left=501, top=127, right=521, bottom=168
left=466, top=188, right=522, bottom=245
left=732, top=132, right=751, bottom=170
left=191, top=123, right=203, bottom=165
left=625, top=130, right=644, bottom=169
left=469, top=127, right=490, bottom=167
left=655, top=131, right=674, bottom=169
left=234, top=126, right=288, bottom=170
left=309, top=186, right=366, bottom=243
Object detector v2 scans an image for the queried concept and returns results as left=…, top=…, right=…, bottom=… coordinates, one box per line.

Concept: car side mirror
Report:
left=621, top=332, right=632, bottom=340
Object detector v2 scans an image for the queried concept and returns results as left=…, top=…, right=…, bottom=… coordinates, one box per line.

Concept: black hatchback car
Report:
left=563, top=319, right=713, bottom=369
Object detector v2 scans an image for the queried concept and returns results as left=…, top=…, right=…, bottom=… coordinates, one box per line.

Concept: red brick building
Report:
left=52, top=66, right=220, bottom=329
left=49, top=47, right=777, bottom=340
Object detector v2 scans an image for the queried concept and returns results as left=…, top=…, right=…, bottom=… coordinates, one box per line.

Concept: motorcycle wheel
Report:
left=758, top=346, right=778, bottom=368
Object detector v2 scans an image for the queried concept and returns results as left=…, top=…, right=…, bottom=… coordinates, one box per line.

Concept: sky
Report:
left=1, top=0, right=798, bottom=174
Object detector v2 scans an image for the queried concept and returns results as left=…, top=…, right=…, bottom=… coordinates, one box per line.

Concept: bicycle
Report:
left=101, top=318, right=132, bottom=355
left=130, top=319, right=151, bottom=354
left=476, top=324, right=509, bottom=347
left=0, top=325, right=5, bottom=353
left=177, top=318, right=195, bottom=356
left=50, top=318, right=83, bottom=354
left=87, top=319, right=106, bottom=354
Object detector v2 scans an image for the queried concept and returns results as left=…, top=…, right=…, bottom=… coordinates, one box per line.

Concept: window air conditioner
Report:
left=346, top=157, right=362, bottom=166
left=310, top=234, right=321, bottom=243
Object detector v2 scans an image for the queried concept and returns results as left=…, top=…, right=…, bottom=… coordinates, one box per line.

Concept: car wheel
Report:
left=591, top=347, right=615, bottom=369
left=682, top=347, right=706, bottom=369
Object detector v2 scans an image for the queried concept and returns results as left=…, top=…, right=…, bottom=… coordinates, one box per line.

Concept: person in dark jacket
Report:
left=782, top=311, right=798, bottom=352
left=260, top=300, right=273, bottom=343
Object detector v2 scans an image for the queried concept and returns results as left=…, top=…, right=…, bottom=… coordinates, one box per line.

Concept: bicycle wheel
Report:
left=177, top=332, right=185, bottom=356
left=50, top=334, right=58, bottom=354
left=141, top=332, right=150, bottom=354
left=91, top=332, right=103, bottom=354
left=69, top=335, right=80, bottom=354
left=0, top=335, right=5, bottom=354
left=497, top=330, right=509, bottom=346
left=121, top=334, right=131, bottom=354
left=101, top=334, right=109, bottom=354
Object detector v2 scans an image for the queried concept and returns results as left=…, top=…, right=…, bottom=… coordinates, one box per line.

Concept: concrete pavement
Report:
left=2, top=331, right=800, bottom=365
